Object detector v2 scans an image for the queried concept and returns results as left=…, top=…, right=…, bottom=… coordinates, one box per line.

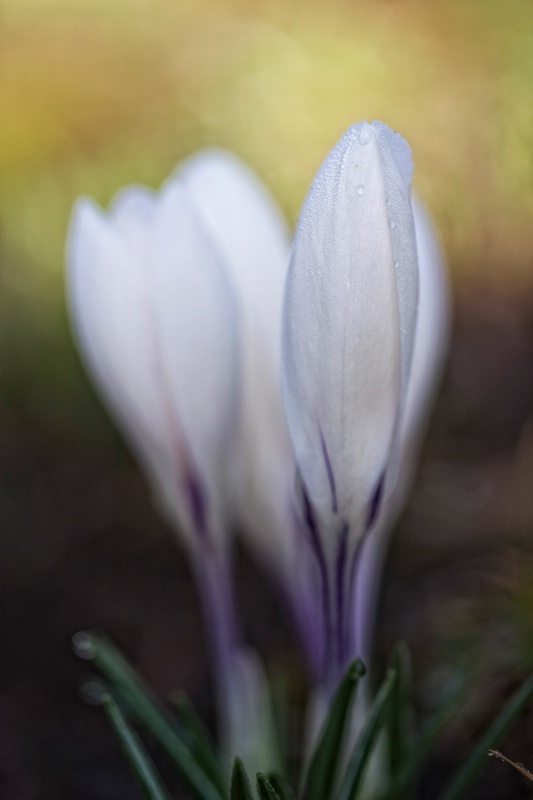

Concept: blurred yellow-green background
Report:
left=3, top=0, right=533, bottom=796
left=2, top=0, right=533, bottom=433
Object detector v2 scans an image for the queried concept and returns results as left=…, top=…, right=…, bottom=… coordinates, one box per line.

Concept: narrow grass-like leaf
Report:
left=387, top=643, right=413, bottom=778
left=257, top=773, right=282, bottom=800
left=102, top=694, right=172, bottom=800
left=230, top=758, right=255, bottom=800
left=172, top=691, right=227, bottom=797
left=73, top=631, right=224, bottom=800
left=336, top=668, right=397, bottom=800
left=303, top=659, right=366, bottom=800
left=383, top=671, right=467, bottom=800
left=266, top=772, right=295, bottom=800
left=438, top=674, right=533, bottom=800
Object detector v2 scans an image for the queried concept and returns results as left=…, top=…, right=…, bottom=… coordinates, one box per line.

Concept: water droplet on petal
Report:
left=356, top=185, right=365, bottom=196
left=359, top=123, right=373, bottom=145
left=389, top=219, right=396, bottom=229
left=394, top=260, right=400, bottom=269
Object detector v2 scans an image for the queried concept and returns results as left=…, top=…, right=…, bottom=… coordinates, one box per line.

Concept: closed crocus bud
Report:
left=281, top=121, right=419, bottom=680
left=67, top=179, right=239, bottom=554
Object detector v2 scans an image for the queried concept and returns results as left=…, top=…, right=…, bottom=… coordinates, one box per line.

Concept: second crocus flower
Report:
left=67, top=164, right=279, bottom=773
left=281, top=121, right=420, bottom=685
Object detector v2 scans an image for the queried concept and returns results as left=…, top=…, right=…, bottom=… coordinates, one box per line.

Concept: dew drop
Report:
left=389, top=219, right=396, bottom=229
left=517, top=763, right=524, bottom=769
left=356, top=185, right=365, bottom=196
left=394, top=260, right=400, bottom=269
left=359, top=123, right=373, bottom=145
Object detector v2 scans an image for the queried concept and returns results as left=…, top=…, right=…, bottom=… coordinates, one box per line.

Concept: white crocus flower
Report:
left=281, top=121, right=420, bottom=684
left=68, top=181, right=239, bottom=553
left=67, top=168, right=276, bottom=772
left=67, top=120, right=449, bottom=749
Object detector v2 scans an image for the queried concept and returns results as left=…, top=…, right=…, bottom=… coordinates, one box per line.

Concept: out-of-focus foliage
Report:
left=1, top=0, right=533, bottom=437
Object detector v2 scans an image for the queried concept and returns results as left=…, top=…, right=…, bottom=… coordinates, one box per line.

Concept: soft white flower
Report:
left=67, top=121, right=449, bottom=710
left=282, top=122, right=418, bottom=544
left=68, top=179, right=239, bottom=554
left=66, top=162, right=280, bottom=772
left=281, top=121, right=420, bottom=679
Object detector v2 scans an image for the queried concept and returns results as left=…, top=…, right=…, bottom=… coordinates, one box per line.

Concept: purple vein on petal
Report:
left=184, top=466, right=208, bottom=541
left=335, top=520, right=349, bottom=668
left=365, top=470, right=385, bottom=531
left=140, top=263, right=212, bottom=544
left=301, top=481, right=332, bottom=677
left=346, top=471, right=386, bottom=662
left=346, top=511, right=375, bottom=663
left=319, top=426, right=338, bottom=514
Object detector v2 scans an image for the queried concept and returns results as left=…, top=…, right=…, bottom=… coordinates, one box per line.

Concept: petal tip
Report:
left=372, top=121, right=414, bottom=191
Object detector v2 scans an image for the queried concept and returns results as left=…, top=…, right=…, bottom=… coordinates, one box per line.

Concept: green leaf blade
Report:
left=387, top=642, right=414, bottom=777
left=303, top=659, right=366, bottom=800
left=231, top=758, right=255, bottom=800
left=74, top=631, right=225, bottom=800
left=336, top=668, right=397, bottom=800
left=257, top=773, right=282, bottom=800
left=383, top=670, right=467, bottom=800
left=173, top=691, right=227, bottom=797
left=266, top=772, right=295, bottom=800
left=102, top=695, right=173, bottom=800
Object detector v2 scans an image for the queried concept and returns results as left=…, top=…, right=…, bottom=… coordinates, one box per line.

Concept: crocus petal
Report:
left=67, top=184, right=239, bottom=549
left=68, top=198, right=165, bottom=458
left=400, top=195, right=450, bottom=461
left=150, top=179, right=240, bottom=540
left=110, top=185, right=156, bottom=251
left=353, top=194, right=450, bottom=664
left=282, top=121, right=418, bottom=545
left=179, top=151, right=296, bottom=564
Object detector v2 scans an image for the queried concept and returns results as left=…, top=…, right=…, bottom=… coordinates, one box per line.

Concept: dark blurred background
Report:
left=2, top=0, right=533, bottom=796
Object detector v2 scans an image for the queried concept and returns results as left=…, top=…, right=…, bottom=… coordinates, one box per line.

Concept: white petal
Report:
left=377, top=123, right=413, bottom=191
left=179, top=150, right=296, bottom=562
left=353, top=195, right=450, bottom=664
left=67, top=198, right=190, bottom=529
left=67, top=189, right=239, bottom=547
left=282, top=122, right=417, bottom=541
left=178, top=149, right=290, bottom=299
left=110, top=185, right=156, bottom=249
left=372, top=121, right=418, bottom=398
left=151, top=179, right=240, bottom=534
left=402, top=195, right=450, bottom=455
left=110, top=185, right=156, bottom=229
left=67, top=199, right=162, bottom=442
